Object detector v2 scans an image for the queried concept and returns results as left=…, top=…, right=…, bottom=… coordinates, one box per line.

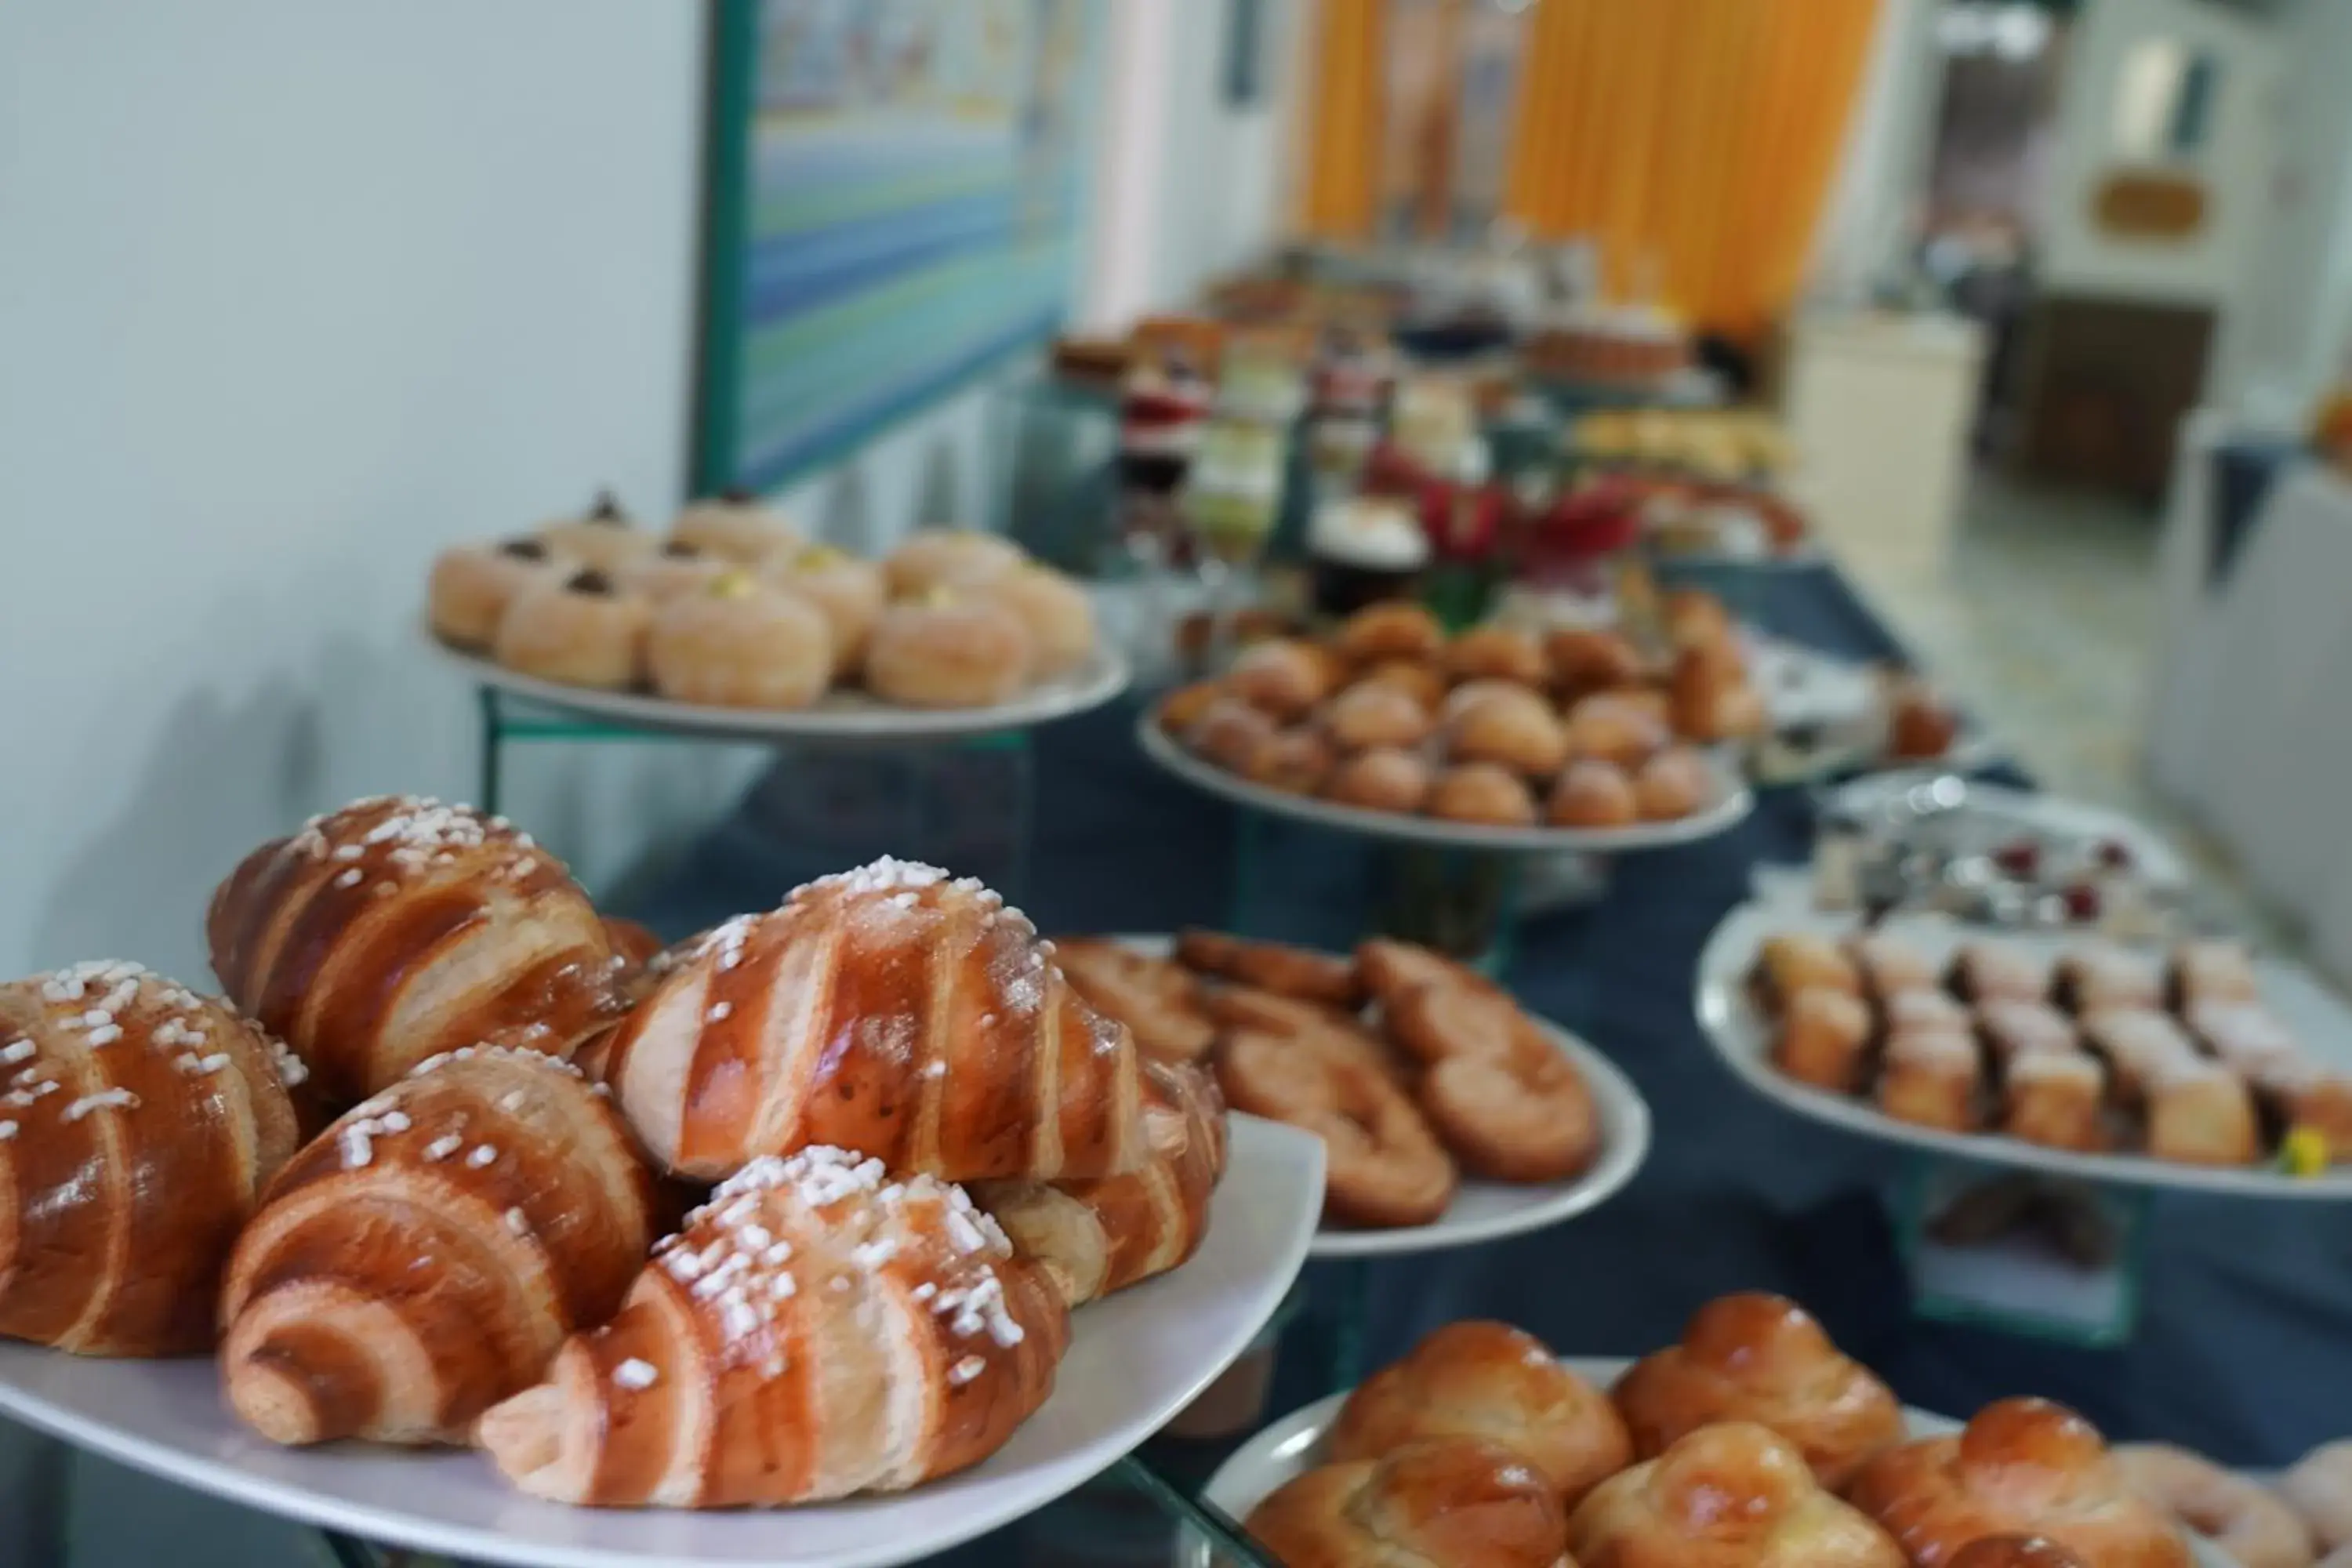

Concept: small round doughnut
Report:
left=619, top=539, right=734, bottom=602
left=429, top=537, right=568, bottom=651
left=862, top=595, right=1035, bottom=708
left=645, top=573, right=833, bottom=709
left=537, top=492, right=657, bottom=572
left=492, top=568, right=652, bottom=689
left=1339, top=601, right=1446, bottom=664
left=883, top=528, right=1026, bottom=597
left=2116, top=1444, right=2314, bottom=1568
left=670, top=490, right=801, bottom=562
left=1323, top=681, right=1434, bottom=752
left=1549, top=759, right=1639, bottom=829
left=1428, top=763, right=1538, bottom=827
left=765, top=545, right=886, bottom=677
left=1446, top=624, right=1548, bottom=687
left=969, top=563, right=1095, bottom=677
left=1325, top=746, right=1433, bottom=815
left=1354, top=657, right=1450, bottom=711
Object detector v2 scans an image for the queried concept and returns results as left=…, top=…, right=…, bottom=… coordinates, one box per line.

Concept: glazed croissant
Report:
left=477, top=1145, right=1069, bottom=1507
left=0, top=964, right=301, bottom=1356
left=969, top=1059, right=1225, bottom=1308
left=208, top=796, right=628, bottom=1104
left=220, top=1046, right=655, bottom=1446
left=600, top=859, right=1161, bottom=1183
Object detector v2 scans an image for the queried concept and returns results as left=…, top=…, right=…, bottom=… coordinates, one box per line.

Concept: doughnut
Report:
left=1322, top=681, right=1433, bottom=752
left=1337, top=600, right=1446, bottom=663
left=861, top=595, right=1034, bottom=708
left=618, top=539, right=731, bottom=601
left=1323, top=746, right=1432, bottom=815
left=537, top=492, right=657, bottom=572
left=2115, top=1443, right=2314, bottom=1568
left=1427, top=762, right=1538, bottom=827
left=428, top=537, right=568, bottom=651
left=669, top=490, right=801, bottom=563
left=883, top=528, right=1025, bottom=597
left=968, top=564, right=1095, bottom=676
left=492, top=568, right=652, bottom=689
left=1444, top=681, right=1570, bottom=776
left=765, top=546, right=886, bottom=677
left=644, top=572, right=833, bottom=709
left=1226, top=638, right=1341, bottom=721
left=1548, top=759, right=1638, bottom=829
left=1633, top=746, right=1715, bottom=820
left=1445, top=624, right=1548, bottom=687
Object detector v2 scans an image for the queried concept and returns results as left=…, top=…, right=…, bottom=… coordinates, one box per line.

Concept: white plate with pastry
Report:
left=432, top=633, right=1130, bottom=743
left=1137, top=714, right=1751, bottom=854
left=1696, top=902, right=2352, bottom=1198
left=1180, top=1363, right=2230, bottom=1568
left=0, top=1112, right=1323, bottom=1568
left=1106, top=935, right=1650, bottom=1259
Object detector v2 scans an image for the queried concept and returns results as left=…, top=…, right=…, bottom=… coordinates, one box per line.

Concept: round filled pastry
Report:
left=1323, top=680, right=1435, bottom=752
left=1444, top=682, right=1570, bottom=776
left=1325, top=746, right=1433, bottom=815
left=1564, top=691, right=1671, bottom=771
left=883, top=528, right=1026, bottom=597
left=1846, top=1398, right=2191, bottom=1568
left=862, top=593, right=1035, bottom=709
left=1353, top=657, right=1449, bottom=712
left=1612, top=1292, right=1905, bottom=1489
left=1547, top=626, right=1646, bottom=699
left=765, top=545, right=886, bottom=677
left=492, top=568, right=652, bottom=690
left=1338, top=600, right=1446, bottom=665
left=1446, top=624, right=1548, bottom=687
left=1188, top=696, right=1279, bottom=775
left=429, top=537, right=568, bottom=651
left=1570, top=1421, right=1906, bottom=1568
left=1227, top=637, right=1341, bottom=722
left=1548, top=758, right=1639, bottom=829
left=1330, top=1321, right=1630, bottom=1508
left=1634, top=746, right=1715, bottom=821
left=968, top=564, right=1096, bottom=677
left=1428, top=763, right=1538, bottom=827
left=1246, top=728, right=1337, bottom=796
left=668, top=489, right=800, bottom=563
left=618, top=539, right=732, bottom=601
left=645, top=572, right=833, bottom=710
left=536, top=491, right=657, bottom=572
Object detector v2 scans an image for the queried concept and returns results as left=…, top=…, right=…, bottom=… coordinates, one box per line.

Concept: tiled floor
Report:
left=1825, top=470, right=2289, bottom=943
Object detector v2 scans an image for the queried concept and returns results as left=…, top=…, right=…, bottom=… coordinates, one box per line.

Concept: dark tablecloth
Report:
left=617, top=563, right=2352, bottom=1564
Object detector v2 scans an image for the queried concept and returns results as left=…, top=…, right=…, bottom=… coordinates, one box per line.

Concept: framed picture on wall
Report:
left=693, top=0, right=1107, bottom=496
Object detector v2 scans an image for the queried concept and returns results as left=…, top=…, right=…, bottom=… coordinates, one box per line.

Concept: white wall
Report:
left=1810, top=0, right=1943, bottom=305
left=2229, top=0, right=2352, bottom=413
left=1082, top=0, right=1303, bottom=323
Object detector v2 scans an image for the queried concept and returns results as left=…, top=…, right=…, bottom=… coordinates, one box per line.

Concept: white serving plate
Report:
left=1117, top=938, right=1649, bottom=1259
left=1180, top=1357, right=2230, bottom=1568
left=0, top=1116, right=1324, bottom=1568
left=1695, top=902, right=2352, bottom=1198
left=1826, top=772, right=2190, bottom=890
left=429, top=633, right=1130, bottom=743
left=1137, top=716, right=1752, bottom=855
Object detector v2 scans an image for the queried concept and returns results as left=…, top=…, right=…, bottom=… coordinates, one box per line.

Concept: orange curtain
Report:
left=1504, top=0, right=1882, bottom=337
left=1300, top=0, right=1387, bottom=239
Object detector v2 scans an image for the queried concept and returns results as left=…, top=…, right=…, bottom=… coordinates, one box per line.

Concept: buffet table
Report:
left=566, top=558, right=2352, bottom=1566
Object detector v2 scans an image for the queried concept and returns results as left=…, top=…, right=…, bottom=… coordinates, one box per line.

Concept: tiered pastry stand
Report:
left=1113, top=931, right=1652, bottom=1534
left=1695, top=900, right=2352, bottom=1345
left=1136, top=714, right=1754, bottom=968
left=0, top=1118, right=1325, bottom=1568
